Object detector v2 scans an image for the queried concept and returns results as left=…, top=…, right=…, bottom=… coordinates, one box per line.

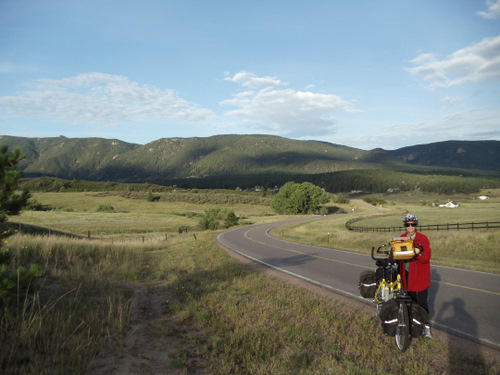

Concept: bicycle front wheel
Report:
left=395, top=302, right=410, bottom=352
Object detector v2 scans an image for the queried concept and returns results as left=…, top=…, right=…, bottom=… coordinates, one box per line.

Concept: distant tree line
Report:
left=20, top=169, right=499, bottom=196
left=20, top=177, right=174, bottom=193
left=308, top=170, right=499, bottom=195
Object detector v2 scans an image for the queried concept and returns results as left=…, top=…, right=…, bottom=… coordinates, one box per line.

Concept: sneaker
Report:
left=424, top=325, right=432, bottom=339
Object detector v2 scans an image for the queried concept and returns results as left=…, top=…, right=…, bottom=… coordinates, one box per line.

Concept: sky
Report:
left=0, top=0, right=499, bottom=150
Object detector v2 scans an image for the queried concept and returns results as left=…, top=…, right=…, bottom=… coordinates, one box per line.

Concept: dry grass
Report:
left=1, top=190, right=498, bottom=373
left=3, top=231, right=498, bottom=374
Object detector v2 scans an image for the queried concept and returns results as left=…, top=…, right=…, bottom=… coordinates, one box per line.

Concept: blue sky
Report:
left=1, top=0, right=499, bottom=150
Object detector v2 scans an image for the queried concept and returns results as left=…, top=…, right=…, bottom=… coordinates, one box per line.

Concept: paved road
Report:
left=216, top=217, right=500, bottom=350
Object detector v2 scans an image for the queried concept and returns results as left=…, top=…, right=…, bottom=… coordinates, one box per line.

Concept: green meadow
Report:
left=1, top=189, right=499, bottom=374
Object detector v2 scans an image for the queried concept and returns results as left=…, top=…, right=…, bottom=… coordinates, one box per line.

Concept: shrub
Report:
left=224, top=210, right=239, bottom=228
left=332, top=193, right=350, bottom=204
left=363, top=197, right=387, bottom=206
left=96, top=204, right=115, bottom=213
left=0, top=263, right=44, bottom=303
left=199, top=208, right=240, bottom=230
left=199, top=209, right=221, bottom=230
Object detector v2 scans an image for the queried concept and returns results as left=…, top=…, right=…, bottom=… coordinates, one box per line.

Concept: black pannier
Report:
left=410, top=303, right=429, bottom=338
left=359, top=270, right=377, bottom=298
left=378, top=299, right=398, bottom=336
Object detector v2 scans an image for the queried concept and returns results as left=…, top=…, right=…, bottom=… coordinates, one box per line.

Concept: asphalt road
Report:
left=216, top=217, right=500, bottom=350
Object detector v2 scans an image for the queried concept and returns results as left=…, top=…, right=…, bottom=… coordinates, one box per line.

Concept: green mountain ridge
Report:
left=1, top=135, right=499, bottom=188
left=391, top=140, right=500, bottom=172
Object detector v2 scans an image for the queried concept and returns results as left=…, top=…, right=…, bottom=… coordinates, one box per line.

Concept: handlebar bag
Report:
left=390, top=237, right=415, bottom=260
left=359, top=270, right=377, bottom=298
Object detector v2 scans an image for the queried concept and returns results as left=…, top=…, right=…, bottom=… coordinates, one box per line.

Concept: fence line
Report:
left=10, top=222, right=198, bottom=243
left=345, top=220, right=500, bottom=233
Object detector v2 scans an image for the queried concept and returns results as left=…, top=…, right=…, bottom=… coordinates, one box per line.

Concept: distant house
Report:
left=478, top=195, right=490, bottom=200
left=439, top=201, right=459, bottom=208
left=386, top=188, right=401, bottom=193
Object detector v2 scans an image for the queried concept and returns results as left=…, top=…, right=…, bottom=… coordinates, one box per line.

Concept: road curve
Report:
left=215, top=217, right=500, bottom=350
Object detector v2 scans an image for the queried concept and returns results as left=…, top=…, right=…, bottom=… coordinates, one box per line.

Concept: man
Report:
left=400, top=213, right=432, bottom=338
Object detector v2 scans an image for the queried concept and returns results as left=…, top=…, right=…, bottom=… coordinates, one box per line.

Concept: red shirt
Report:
left=399, top=231, right=431, bottom=292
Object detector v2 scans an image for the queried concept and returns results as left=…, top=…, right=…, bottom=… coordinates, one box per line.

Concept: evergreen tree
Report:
left=0, top=146, right=30, bottom=224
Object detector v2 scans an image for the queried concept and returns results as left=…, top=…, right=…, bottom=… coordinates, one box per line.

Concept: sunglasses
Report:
left=404, top=223, right=417, bottom=227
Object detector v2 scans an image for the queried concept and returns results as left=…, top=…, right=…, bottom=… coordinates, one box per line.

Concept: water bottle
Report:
left=381, top=285, right=389, bottom=301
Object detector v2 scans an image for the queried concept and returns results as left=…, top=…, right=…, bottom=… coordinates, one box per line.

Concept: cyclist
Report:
left=400, top=213, right=432, bottom=338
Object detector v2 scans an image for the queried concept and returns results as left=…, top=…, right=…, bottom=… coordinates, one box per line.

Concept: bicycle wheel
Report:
left=395, top=302, right=410, bottom=352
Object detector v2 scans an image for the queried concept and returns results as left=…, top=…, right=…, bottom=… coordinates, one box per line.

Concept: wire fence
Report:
left=345, top=221, right=500, bottom=233
left=8, top=222, right=198, bottom=242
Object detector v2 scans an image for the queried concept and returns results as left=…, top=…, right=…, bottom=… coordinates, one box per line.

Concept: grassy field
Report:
left=20, top=191, right=278, bottom=238
left=1, top=190, right=499, bottom=374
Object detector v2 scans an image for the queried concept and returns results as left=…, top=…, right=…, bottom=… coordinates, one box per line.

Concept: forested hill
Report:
left=389, top=140, right=500, bottom=173
left=1, top=135, right=499, bottom=187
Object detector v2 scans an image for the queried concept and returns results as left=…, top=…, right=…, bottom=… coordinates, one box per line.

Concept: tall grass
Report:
left=0, top=235, right=147, bottom=374
left=114, top=232, right=497, bottom=374
left=2, top=190, right=499, bottom=373
left=2, top=231, right=498, bottom=374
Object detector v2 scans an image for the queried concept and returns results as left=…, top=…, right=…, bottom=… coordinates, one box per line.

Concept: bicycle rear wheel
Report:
left=395, top=302, right=410, bottom=352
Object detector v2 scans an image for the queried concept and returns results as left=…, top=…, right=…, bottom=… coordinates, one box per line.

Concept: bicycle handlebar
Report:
left=371, top=244, right=393, bottom=261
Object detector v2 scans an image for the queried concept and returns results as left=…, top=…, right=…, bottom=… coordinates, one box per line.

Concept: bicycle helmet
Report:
left=403, top=213, right=418, bottom=224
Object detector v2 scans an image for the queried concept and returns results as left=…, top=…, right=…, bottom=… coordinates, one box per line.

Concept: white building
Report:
left=439, top=201, right=459, bottom=208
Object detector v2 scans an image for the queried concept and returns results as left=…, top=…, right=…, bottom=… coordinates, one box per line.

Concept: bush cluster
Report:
left=363, top=196, right=387, bottom=206
left=96, top=204, right=115, bottom=212
left=199, top=208, right=239, bottom=230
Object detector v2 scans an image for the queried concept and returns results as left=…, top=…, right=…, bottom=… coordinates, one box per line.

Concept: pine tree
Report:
left=0, top=145, right=30, bottom=224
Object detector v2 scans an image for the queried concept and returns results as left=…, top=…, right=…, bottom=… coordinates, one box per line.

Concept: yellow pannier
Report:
left=390, top=237, right=416, bottom=260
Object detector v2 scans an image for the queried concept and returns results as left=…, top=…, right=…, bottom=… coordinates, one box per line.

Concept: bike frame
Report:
left=371, top=244, right=412, bottom=352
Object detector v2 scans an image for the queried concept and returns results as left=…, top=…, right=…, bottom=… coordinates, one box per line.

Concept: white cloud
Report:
left=477, top=0, right=500, bottom=19
left=441, top=96, right=461, bottom=105
left=407, top=35, right=500, bottom=88
left=0, top=73, right=215, bottom=125
left=388, top=108, right=499, bottom=146
left=221, top=71, right=361, bottom=137
left=337, top=106, right=500, bottom=150
left=224, top=71, right=286, bottom=89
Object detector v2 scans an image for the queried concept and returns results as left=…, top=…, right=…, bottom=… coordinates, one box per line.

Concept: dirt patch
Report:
left=88, top=282, right=206, bottom=375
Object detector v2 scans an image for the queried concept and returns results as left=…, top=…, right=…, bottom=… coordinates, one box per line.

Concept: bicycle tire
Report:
left=395, top=302, right=411, bottom=352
